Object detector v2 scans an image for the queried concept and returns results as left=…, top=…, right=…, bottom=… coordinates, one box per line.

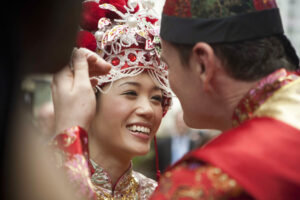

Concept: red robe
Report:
left=150, top=69, right=300, bottom=200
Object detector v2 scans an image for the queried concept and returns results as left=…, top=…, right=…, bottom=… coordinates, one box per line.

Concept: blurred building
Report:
left=276, top=0, right=300, bottom=55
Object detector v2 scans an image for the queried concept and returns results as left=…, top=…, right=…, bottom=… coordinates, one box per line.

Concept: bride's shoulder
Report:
left=133, top=171, right=157, bottom=198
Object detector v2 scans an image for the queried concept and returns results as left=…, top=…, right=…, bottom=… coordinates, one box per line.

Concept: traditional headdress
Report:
left=77, top=0, right=170, bottom=180
left=160, top=0, right=299, bottom=66
left=76, top=0, right=172, bottom=116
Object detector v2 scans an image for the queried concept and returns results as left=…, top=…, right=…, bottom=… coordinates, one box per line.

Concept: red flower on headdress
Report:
left=80, top=1, right=106, bottom=31
left=76, top=31, right=97, bottom=52
left=101, top=0, right=127, bottom=12
left=100, top=0, right=139, bottom=20
left=100, top=0, right=126, bottom=20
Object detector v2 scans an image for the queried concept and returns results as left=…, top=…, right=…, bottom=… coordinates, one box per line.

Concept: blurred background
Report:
left=21, top=0, right=300, bottom=179
left=277, top=0, right=300, bottom=55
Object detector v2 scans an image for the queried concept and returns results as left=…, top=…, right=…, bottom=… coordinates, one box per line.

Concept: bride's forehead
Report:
left=109, top=73, right=162, bottom=93
left=115, top=73, right=156, bottom=85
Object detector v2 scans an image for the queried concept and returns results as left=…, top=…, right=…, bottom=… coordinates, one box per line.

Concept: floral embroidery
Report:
left=90, top=159, right=157, bottom=200
left=151, top=69, right=300, bottom=200
left=151, top=161, right=250, bottom=199
left=51, top=126, right=157, bottom=200
left=163, top=0, right=192, bottom=17
left=232, top=68, right=300, bottom=127
left=163, top=0, right=277, bottom=18
left=65, top=155, right=95, bottom=199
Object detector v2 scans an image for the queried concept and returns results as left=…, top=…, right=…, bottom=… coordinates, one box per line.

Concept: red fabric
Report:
left=163, top=0, right=192, bottom=17
left=54, top=126, right=89, bottom=159
left=253, top=0, right=277, bottom=11
left=151, top=162, right=252, bottom=199
left=184, top=117, right=300, bottom=200
left=232, top=69, right=299, bottom=127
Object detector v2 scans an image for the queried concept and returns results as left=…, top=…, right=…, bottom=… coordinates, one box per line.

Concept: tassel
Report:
left=154, top=135, right=161, bottom=181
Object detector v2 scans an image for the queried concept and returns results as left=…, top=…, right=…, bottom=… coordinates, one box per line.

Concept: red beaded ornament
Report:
left=128, top=53, right=137, bottom=62
left=111, top=57, right=120, bottom=66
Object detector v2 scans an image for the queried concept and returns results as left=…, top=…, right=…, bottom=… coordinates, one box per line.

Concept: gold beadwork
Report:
left=94, top=177, right=139, bottom=200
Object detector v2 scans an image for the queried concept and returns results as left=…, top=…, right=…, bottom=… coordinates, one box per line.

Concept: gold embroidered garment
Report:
left=90, top=160, right=157, bottom=200
left=51, top=127, right=157, bottom=200
left=150, top=68, right=300, bottom=199
left=232, top=68, right=300, bottom=127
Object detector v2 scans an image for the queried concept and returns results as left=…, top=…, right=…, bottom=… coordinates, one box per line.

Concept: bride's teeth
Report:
left=127, top=125, right=150, bottom=134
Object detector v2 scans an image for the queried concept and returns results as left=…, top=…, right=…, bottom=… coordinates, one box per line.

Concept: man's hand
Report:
left=51, top=48, right=111, bottom=134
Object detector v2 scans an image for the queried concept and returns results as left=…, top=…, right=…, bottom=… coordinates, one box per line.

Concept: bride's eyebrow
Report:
left=118, top=82, right=140, bottom=87
left=152, top=86, right=162, bottom=91
left=118, top=82, right=162, bottom=92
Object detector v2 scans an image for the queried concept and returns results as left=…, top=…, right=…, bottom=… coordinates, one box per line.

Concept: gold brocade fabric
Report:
left=90, top=160, right=157, bottom=200
left=254, top=77, right=300, bottom=130
left=151, top=68, right=300, bottom=200
left=232, top=68, right=300, bottom=127
left=51, top=127, right=157, bottom=200
left=150, top=161, right=252, bottom=199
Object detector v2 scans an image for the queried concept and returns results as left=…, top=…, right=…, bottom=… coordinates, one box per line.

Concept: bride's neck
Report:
left=89, top=137, right=132, bottom=186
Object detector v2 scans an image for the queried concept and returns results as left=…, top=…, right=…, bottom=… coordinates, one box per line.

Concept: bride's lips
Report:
left=126, top=122, right=152, bottom=140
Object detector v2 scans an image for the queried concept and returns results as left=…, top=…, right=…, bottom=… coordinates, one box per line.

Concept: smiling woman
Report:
left=90, top=73, right=164, bottom=170
left=50, top=0, right=171, bottom=199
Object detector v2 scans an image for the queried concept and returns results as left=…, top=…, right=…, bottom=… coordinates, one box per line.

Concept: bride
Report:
left=51, top=0, right=171, bottom=199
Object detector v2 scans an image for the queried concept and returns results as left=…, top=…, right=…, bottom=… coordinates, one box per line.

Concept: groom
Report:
left=149, top=0, right=300, bottom=199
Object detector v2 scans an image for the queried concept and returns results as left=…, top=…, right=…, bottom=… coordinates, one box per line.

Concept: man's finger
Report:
left=87, top=55, right=111, bottom=77
left=79, top=48, right=111, bottom=77
left=73, top=48, right=90, bottom=87
left=52, top=65, right=73, bottom=90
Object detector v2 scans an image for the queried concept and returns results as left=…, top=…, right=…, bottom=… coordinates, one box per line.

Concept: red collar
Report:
left=232, top=68, right=299, bottom=126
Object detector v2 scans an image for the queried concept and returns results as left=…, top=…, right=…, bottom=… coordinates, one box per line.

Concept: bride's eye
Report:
left=152, top=95, right=163, bottom=103
left=123, top=90, right=138, bottom=96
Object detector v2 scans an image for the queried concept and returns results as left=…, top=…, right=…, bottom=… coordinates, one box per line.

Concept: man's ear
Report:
left=191, top=42, right=216, bottom=92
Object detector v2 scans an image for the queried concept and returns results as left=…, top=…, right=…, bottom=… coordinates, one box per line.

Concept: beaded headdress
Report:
left=77, top=0, right=172, bottom=115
